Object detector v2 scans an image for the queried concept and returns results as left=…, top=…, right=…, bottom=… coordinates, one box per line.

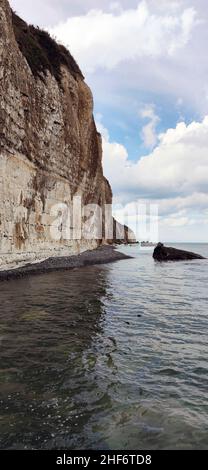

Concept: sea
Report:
left=0, top=243, right=208, bottom=449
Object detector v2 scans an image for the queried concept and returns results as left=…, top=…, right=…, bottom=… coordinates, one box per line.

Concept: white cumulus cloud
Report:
left=96, top=114, right=208, bottom=240
left=50, top=1, right=197, bottom=73
left=140, top=104, right=160, bottom=148
left=97, top=115, right=208, bottom=200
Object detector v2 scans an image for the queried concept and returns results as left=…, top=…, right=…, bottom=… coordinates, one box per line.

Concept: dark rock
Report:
left=153, top=242, right=205, bottom=262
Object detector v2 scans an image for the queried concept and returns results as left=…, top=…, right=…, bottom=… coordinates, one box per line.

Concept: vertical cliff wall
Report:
left=0, top=0, right=113, bottom=268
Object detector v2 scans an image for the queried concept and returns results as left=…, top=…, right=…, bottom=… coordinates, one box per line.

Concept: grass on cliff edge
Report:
left=12, top=11, right=84, bottom=83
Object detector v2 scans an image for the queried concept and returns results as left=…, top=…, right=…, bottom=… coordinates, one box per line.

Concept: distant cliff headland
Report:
left=0, top=0, right=135, bottom=270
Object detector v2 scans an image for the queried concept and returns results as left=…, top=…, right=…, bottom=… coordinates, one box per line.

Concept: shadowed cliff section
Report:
left=11, top=11, right=84, bottom=83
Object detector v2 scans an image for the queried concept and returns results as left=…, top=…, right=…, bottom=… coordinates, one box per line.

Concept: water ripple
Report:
left=0, top=244, right=208, bottom=449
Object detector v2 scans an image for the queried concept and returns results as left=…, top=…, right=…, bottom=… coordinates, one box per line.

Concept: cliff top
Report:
left=11, top=11, right=84, bottom=83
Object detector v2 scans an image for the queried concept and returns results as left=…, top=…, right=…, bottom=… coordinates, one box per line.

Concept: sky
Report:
left=10, top=0, right=208, bottom=242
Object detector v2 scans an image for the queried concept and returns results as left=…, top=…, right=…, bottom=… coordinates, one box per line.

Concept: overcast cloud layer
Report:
left=10, top=0, right=208, bottom=241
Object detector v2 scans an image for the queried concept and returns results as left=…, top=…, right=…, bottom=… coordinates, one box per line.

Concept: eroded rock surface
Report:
left=0, top=1, right=132, bottom=269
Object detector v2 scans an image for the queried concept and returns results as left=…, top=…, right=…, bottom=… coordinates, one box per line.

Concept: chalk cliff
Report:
left=0, top=0, right=135, bottom=269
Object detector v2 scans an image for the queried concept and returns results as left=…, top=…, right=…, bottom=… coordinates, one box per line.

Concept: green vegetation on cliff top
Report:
left=12, top=11, right=84, bottom=83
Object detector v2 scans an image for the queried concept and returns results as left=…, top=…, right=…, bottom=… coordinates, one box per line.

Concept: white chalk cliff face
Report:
left=0, top=0, right=114, bottom=268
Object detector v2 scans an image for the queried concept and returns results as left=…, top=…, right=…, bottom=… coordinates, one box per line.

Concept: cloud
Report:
left=12, top=0, right=207, bottom=115
left=50, top=1, right=197, bottom=73
left=11, top=1, right=208, bottom=114
left=109, top=2, right=121, bottom=12
left=140, top=104, right=160, bottom=148
left=96, top=114, right=208, bottom=239
left=10, top=0, right=63, bottom=27
left=10, top=0, right=116, bottom=27
left=97, top=115, right=208, bottom=201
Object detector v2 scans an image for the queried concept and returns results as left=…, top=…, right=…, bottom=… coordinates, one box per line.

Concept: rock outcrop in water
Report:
left=0, top=0, right=135, bottom=269
left=153, top=243, right=205, bottom=262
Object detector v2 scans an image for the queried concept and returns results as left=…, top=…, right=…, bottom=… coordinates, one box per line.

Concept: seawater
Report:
left=0, top=244, right=208, bottom=449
